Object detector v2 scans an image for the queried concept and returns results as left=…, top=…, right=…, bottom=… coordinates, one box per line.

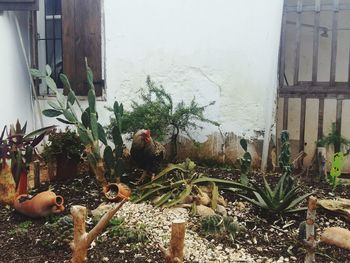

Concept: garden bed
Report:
left=0, top=167, right=349, bottom=263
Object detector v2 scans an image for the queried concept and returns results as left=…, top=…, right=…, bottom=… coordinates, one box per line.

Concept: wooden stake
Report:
left=160, top=219, right=186, bottom=263
left=70, top=199, right=127, bottom=263
left=304, top=196, right=317, bottom=263
left=34, top=160, right=40, bottom=189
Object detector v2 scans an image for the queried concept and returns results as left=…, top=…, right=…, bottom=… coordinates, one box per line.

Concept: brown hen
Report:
left=130, top=129, right=166, bottom=183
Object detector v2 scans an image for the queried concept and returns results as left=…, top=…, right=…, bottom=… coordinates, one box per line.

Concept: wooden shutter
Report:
left=62, top=0, right=103, bottom=96
left=0, top=0, right=38, bottom=10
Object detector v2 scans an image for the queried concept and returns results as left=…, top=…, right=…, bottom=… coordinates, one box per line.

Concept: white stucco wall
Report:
left=1, top=1, right=284, bottom=165
left=0, top=11, right=34, bottom=130
left=103, top=0, right=284, bottom=141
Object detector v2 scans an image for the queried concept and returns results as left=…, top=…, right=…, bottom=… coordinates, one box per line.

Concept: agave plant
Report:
left=236, top=174, right=312, bottom=214
left=133, top=159, right=252, bottom=208
left=31, top=61, right=125, bottom=186
left=239, top=138, right=251, bottom=186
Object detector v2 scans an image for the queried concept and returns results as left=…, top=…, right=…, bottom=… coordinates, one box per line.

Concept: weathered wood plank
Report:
left=62, top=0, right=76, bottom=95
left=318, top=98, right=324, bottom=140
left=299, top=96, right=306, bottom=152
left=293, top=0, right=303, bottom=85
left=279, top=6, right=287, bottom=87
left=312, top=0, right=320, bottom=84
left=74, top=0, right=102, bottom=96
left=283, top=98, right=289, bottom=130
left=336, top=98, right=342, bottom=139
left=330, top=0, right=339, bottom=87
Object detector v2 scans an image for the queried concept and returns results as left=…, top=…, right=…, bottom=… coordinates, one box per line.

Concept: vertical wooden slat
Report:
left=283, top=98, right=289, bottom=130
left=330, top=0, right=339, bottom=86
left=299, top=96, right=306, bottom=152
left=293, top=0, right=302, bottom=85
left=336, top=98, right=342, bottom=137
left=312, top=0, right=320, bottom=84
left=317, top=98, right=324, bottom=140
left=279, top=5, right=287, bottom=87
left=74, top=0, right=102, bottom=96
left=62, top=0, right=76, bottom=94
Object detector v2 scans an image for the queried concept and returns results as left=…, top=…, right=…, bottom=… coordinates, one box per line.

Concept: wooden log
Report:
left=70, top=199, right=127, bottom=263
left=304, top=196, right=317, bottom=263
left=34, top=160, right=40, bottom=189
left=160, top=219, right=186, bottom=263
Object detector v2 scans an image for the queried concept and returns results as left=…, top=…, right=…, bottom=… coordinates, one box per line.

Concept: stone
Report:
left=216, top=204, right=227, bottom=216
left=196, top=205, right=216, bottom=217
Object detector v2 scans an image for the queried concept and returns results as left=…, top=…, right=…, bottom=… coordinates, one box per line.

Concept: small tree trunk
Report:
left=304, top=196, right=317, bottom=263
left=161, top=219, right=186, bottom=263
left=71, top=199, right=127, bottom=263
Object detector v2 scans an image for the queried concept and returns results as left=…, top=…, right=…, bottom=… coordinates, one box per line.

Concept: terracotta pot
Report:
left=55, top=155, right=79, bottom=180
left=0, top=161, right=16, bottom=205
left=13, top=190, right=64, bottom=218
left=104, top=183, right=131, bottom=202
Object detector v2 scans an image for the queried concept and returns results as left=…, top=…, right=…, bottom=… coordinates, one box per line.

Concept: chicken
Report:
left=130, top=129, right=166, bottom=183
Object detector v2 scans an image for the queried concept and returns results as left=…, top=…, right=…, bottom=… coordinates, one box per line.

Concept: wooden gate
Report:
left=277, top=0, right=350, bottom=170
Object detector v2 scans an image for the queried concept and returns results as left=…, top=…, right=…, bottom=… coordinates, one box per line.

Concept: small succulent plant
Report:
left=201, top=215, right=245, bottom=241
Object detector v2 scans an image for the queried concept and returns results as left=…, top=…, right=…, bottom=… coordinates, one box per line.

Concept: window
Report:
left=36, top=0, right=103, bottom=97
left=0, top=0, right=38, bottom=11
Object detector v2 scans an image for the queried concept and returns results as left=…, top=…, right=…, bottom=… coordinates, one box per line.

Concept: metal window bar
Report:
left=38, top=0, right=63, bottom=95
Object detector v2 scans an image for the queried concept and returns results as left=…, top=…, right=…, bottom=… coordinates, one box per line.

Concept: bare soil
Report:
left=0, top=167, right=349, bottom=263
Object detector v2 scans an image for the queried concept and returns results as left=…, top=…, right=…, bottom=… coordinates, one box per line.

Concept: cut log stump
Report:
left=160, top=219, right=186, bottom=263
left=70, top=199, right=127, bottom=263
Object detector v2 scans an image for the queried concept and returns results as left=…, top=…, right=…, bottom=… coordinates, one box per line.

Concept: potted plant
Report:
left=0, top=121, right=55, bottom=204
left=42, top=128, right=84, bottom=181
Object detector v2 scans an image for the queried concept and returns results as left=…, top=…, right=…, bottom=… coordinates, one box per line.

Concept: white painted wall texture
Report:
left=0, top=11, right=34, bottom=130
left=1, top=1, right=284, bottom=166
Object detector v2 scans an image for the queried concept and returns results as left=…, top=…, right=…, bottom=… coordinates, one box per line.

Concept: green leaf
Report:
left=113, top=101, right=119, bottom=115
left=134, top=186, right=168, bottom=203
left=63, top=109, right=77, bottom=123
left=211, top=182, right=219, bottom=210
left=59, top=74, right=71, bottom=90
left=81, top=109, right=90, bottom=128
left=45, top=65, right=52, bottom=76
left=88, top=89, right=96, bottom=113
left=67, top=91, right=76, bottom=106
left=30, top=68, right=45, bottom=78
left=240, top=138, right=248, bottom=151
left=78, top=126, right=93, bottom=146
left=24, top=125, right=56, bottom=140
left=154, top=192, right=173, bottom=207
left=56, top=118, right=75, bottom=125
left=192, top=177, right=253, bottom=191
left=150, top=164, right=188, bottom=183
left=24, top=145, right=33, bottom=164
left=115, top=159, right=124, bottom=177
left=164, top=184, right=192, bottom=207
left=90, top=112, right=98, bottom=141
left=103, top=146, right=114, bottom=170
left=112, top=126, right=123, bottom=147
left=98, top=123, right=107, bottom=145
left=47, top=101, right=61, bottom=110
left=42, top=109, right=62, bottom=117
left=45, top=76, right=57, bottom=93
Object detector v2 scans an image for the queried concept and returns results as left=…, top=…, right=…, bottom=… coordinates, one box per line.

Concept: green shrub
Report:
left=42, top=128, right=84, bottom=162
left=133, top=159, right=252, bottom=208
left=107, top=76, right=220, bottom=160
